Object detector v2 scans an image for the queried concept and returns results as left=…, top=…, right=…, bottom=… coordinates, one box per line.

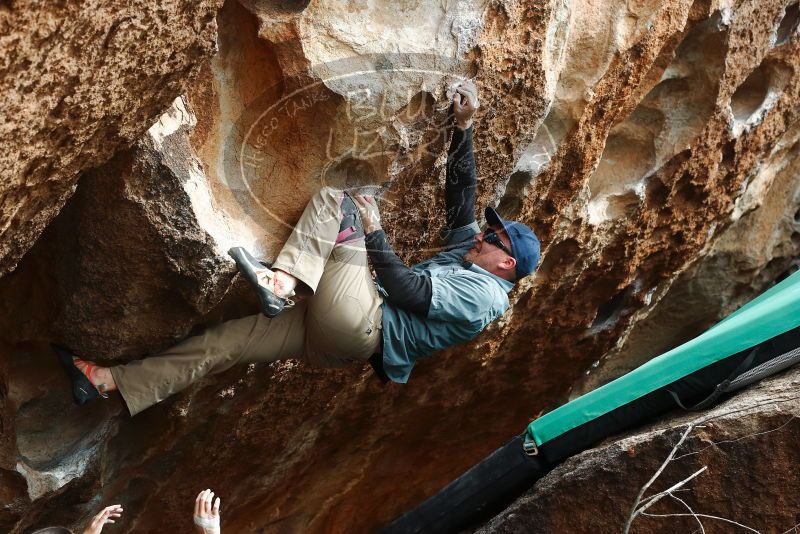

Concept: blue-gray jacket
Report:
left=378, top=221, right=513, bottom=382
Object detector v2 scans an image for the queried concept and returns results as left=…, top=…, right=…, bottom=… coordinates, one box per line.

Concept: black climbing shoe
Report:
left=228, top=247, right=293, bottom=318
left=338, top=193, right=365, bottom=243
left=54, top=345, right=104, bottom=405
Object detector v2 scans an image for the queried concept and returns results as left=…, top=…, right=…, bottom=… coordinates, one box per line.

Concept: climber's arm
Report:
left=353, top=195, right=432, bottom=316
left=365, top=230, right=432, bottom=315
left=444, top=81, right=479, bottom=233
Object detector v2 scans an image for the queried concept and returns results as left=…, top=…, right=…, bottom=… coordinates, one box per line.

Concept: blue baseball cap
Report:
left=485, top=207, right=541, bottom=280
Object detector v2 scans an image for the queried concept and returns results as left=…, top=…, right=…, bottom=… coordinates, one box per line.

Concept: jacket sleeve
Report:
left=365, top=229, right=432, bottom=316
left=444, top=125, right=477, bottom=231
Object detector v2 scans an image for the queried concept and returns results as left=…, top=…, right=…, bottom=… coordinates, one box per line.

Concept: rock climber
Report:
left=57, top=80, right=540, bottom=416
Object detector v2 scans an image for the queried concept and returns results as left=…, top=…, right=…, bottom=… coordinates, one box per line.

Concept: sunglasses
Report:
left=483, top=228, right=513, bottom=257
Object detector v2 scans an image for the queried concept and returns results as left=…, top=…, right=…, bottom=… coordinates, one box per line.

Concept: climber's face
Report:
left=464, top=225, right=516, bottom=279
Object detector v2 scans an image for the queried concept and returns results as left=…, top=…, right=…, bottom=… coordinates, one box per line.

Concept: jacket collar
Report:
left=466, top=262, right=515, bottom=293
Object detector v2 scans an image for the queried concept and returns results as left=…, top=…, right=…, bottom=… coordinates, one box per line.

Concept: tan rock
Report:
left=577, top=120, right=800, bottom=394
left=0, top=0, right=223, bottom=277
left=2, top=0, right=800, bottom=532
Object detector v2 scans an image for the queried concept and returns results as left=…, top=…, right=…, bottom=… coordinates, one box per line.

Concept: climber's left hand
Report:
left=353, top=194, right=382, bottom=234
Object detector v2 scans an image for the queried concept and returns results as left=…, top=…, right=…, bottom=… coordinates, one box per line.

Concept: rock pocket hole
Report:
left=496, top=170, right=534, bottom=219
left=645, top=178, right=670, bottom=209
left=777, top=3, right=800, bottom=45
left=590, top=287, right=630, bottom=332
left=672, top=172, right=705, bottom=210
left=731, top=65, right=771, bottom=124
left=730, top=59, right=791, bottom=135
left=605, top=190, right=642, bottom=220
left=535, top=238, right=580, bottom=281
left=322, top=157, right=379, bottom=190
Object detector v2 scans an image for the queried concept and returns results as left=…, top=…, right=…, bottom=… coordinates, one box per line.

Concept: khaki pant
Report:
left=111, top=188, right=383, bottom=416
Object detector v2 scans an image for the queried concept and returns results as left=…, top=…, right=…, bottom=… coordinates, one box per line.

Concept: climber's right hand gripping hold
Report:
left=452, top=79, right=479, bottom=130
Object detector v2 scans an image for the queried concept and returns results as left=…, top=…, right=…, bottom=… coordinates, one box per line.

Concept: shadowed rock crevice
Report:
left=588, top=286, right=632, bottom=333
left=730, top=58, right=792, bottom=136
left=776, top=2, right=800, bottom=45
left=3, top=342, right=120, bottom=533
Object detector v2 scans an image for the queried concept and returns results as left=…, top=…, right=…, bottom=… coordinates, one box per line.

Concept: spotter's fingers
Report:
left=205, top=491, right=215, bottom=516
left=195, top=490, right=207, bottom=516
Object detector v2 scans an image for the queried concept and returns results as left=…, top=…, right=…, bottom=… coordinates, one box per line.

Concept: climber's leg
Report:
left=302, top=230, right=383, bottom=368
left=270, top=187, right=350, bottom=297
left=109, top=301, right=307, bottom=416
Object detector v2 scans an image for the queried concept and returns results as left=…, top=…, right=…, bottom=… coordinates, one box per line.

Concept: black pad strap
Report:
left=667, top=346, right=759, bottom=411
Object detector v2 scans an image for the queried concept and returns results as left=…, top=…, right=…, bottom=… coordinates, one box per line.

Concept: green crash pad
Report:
left=527, top=270, right=800, bottom=447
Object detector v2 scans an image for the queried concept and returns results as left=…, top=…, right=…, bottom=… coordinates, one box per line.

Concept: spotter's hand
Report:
left=82, top=504, right=123, bottom=534
left=194, top=489, right=221, bottom=534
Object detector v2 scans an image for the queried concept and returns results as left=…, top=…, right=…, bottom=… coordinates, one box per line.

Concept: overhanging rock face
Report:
left=1, top=0, right=800, bottom=532
left=0, top=0, right=224, bottom=277
left=576, top=119, right=800, bottom=396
